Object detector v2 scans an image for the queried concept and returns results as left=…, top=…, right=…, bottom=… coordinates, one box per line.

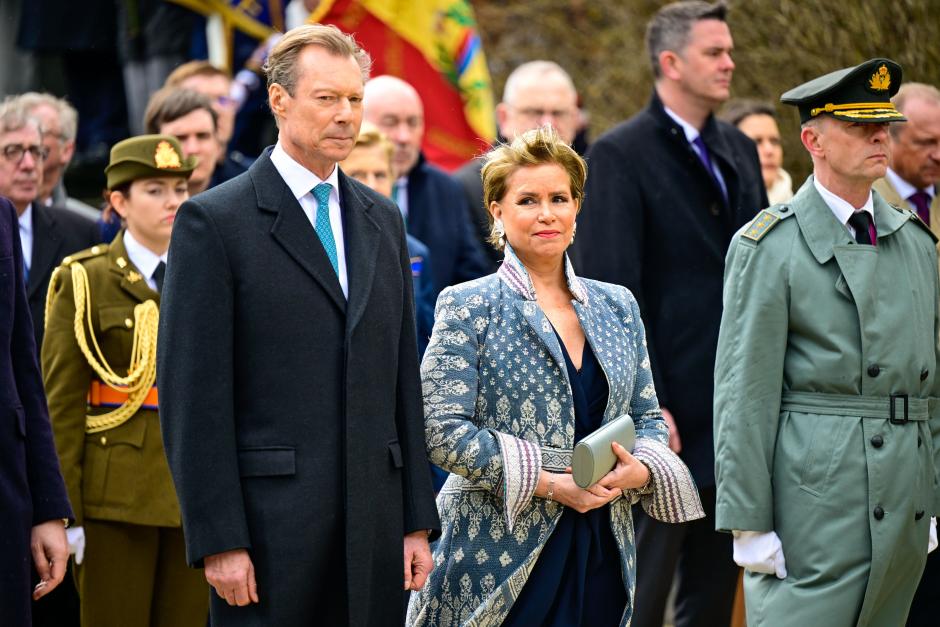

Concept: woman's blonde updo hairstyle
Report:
left=481, top=125, right=587, bottom=251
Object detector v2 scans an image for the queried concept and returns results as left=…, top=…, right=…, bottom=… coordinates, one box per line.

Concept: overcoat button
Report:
left=870, top=435, right=884, bottom=448
left=100, top=436, right=107, bottom=445
left=915, top=510, right=925, bottom=521
left=867, top=364, right=880, bottom=377
left=873, top=506, right=885, bottom=520
left=780, top=206, right=790, bottom=213
left=921, top=369, right=929, bottom=381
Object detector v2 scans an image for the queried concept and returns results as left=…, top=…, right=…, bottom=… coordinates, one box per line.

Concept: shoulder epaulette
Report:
left=741, top=206, right=794, bottom=243
left=902, top=207, right=939, bottom=243
left=61, top=243, right=109, bottom=266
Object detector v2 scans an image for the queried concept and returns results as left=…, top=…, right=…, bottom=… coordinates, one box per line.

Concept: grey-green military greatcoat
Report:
left=714, top=177, right=940, bottom=626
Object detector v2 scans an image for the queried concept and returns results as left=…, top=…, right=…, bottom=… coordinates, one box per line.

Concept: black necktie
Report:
left=153, top=261, right=166, bottom=294
left=847, top=212, right=874, bottom=246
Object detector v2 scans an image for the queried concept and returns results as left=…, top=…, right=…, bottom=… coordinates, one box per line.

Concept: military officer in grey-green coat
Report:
left=714, top=58, right=940, bottom=627
left=41, top=135, right=209, bottom=626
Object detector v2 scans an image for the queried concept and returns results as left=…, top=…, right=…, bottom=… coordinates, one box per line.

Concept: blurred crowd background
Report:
left=1, top=0, right=938, bottom=208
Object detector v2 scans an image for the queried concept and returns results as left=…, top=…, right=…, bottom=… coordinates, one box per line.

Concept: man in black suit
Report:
left=158, top=24, right=439, bottom=626
left=363, top=75, right=490, bottom=294
left=574, top=2, right=767, bottom=626
left=0, top=194, right=73, bottom=626
left=0, top=100, right=99, bottom=352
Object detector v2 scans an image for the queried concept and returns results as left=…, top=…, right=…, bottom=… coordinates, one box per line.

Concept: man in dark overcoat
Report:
left=573, top=2, right=767, bottom=626
left=157, top=24, right=440, bottom=626
left=0, top=195, right=73, bottom=627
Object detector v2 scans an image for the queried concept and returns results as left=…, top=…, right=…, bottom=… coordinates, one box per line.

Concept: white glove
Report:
left=732, top=530, right=787, bottom=579
left=66, top=526, right=85, bottom=565
left=929, top=517, right=937, bottom=554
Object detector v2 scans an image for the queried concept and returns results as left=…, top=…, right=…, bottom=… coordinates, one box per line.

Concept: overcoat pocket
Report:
left=238, top=446, right=296, bottom=477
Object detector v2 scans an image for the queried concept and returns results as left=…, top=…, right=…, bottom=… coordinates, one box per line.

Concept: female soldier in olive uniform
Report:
left=41, top=135, right=209, bottom=627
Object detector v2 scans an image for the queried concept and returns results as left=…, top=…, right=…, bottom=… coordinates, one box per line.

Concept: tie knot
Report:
left=848, top=211, right=872, bottom=230
left=313, top=182, right=332, bottom=207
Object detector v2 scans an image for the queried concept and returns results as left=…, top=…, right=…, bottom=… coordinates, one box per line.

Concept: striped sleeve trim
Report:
left=632, top=438, right=705, bottom=523
left=494, top=431, right=542, bottom=531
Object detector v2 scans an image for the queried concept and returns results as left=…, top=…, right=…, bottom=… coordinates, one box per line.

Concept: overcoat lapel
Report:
left=340, top=172, right=380, bottom=334
left=28, top=205, right=63, bottom=299
left=252, top=152, right=346, bottom=314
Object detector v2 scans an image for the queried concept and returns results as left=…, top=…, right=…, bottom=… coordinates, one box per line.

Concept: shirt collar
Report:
left=886, top=167, right=935, bottom=201
left=813, top=177, right=874, bottom=226
left=270, top=141, right=341, bottom=203
left=662, top=105, right=700, bottom=144
left=18, top=202, right=33, bottom=235
left=123, top=230, right=167, bottom=280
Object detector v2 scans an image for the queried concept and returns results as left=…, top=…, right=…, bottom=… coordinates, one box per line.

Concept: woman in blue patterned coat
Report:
left=407, top=126, right=704, bottom=627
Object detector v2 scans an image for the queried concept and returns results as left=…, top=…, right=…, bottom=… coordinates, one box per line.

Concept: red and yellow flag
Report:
left=309, top=0, right=496, bottom=171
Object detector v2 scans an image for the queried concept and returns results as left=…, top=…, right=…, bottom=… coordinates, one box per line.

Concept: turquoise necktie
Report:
left=312, top=183, right=339, bottom=276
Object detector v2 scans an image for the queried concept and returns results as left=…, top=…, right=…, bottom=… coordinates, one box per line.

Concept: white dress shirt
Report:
left=663, top=105, right=728, bottom=198
left=394, top=176, right=409, bottom=220
left=123, top=230, right=167, bottom=293
left=886, top=167, right=936, bottom=205
left=18, top=203, right=34, bottom=276
left=813, top=177, right=875, bottom=239
left=270, top=142, right=349, bottom=298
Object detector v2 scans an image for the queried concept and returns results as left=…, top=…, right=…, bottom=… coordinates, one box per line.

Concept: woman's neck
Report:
left=127, top=229, right=169, bottom=257
left=517, top=252, right=569, bottom=299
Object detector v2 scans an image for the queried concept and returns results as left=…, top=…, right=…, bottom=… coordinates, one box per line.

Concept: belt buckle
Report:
left=889, top=393, right=909, bottom=425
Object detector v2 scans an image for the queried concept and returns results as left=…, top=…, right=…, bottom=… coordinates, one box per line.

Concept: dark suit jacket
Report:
left=573, top=91, right=768, bottom=486
left=452, top=156, right=502, bottom=268
left=405, top=153, right=492, bottom=296
left=157, top=150, right=440, bottom=626
left=27, top=204, right=101, bottom=350
left=0, top=197, right=73, bottom=627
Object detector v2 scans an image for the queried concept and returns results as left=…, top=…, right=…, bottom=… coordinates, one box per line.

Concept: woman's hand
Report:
left=597, top=441, right=650, bottom=492
left=536, top=470, right=620, bottom=513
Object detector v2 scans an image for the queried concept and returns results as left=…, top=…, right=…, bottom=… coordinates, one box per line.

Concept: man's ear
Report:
left=800, top=123, right=824, bottom=158
left=268, top=83, right=289, bottom=121
left=61, top=139, right=76, bottom=165
left=659, top=50, right=682, bottom=82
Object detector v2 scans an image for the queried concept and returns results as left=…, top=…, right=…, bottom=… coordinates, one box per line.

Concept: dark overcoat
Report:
left=157, top=150, right=440, bottom=626
left=0, top=197, right=73, bottom=627
left=573, top=91, right=768, bottom=485
left=26, top=203, right=100, bottom=350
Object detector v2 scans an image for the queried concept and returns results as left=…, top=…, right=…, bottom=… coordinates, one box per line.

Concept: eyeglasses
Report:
left=514, top=107, right=574, bottom=121
left=1, top=143, right=49, bottom=164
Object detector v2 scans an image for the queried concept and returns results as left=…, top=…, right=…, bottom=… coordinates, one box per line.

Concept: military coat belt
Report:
left=714, top=177, right=940, bottom=626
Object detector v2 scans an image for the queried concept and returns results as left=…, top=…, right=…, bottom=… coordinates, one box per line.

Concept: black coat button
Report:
left=780, top=206, right=789, bottom=213
left=873, top=506, right=885, bottom=520
left=915, top=510, right=925, bottom=521
left=921, top=369, right=929, bottom=381
left=870, top=435, right=884, bottom=448
left=868, top=364, right=880, bottom=377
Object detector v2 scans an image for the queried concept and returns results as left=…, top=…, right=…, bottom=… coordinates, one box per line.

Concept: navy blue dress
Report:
left=503, top=333, right=627, bottom=626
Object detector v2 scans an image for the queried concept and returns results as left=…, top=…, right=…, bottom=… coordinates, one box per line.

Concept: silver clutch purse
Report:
left=571, top=415, right=636, bottom=489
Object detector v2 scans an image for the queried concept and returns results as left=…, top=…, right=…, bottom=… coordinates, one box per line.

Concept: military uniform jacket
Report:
left=714, top=177, right=940, bottom=626
left=407, top=246, right=704, bottom=627
left=41, top=233, right=179, bottom=527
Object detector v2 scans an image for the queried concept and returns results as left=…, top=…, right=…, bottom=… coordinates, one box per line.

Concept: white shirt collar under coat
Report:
left=813, top=177, right=874, bottom=236
left=663, top=105, right=701, bottom=144
left=270, top=142, right=341, bottom=205
left=123, top=230, right=167, bottom=292
left=18, top=203, right=34, bottom=270
left=886, top=167, right=935, bottom=201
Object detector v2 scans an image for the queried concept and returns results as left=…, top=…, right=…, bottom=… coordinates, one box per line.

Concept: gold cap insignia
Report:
left=154, top=140, right=182, bottom=169
left=127, top=270, right=142, bottom=283
left=868, top=64, right=891, bottom=91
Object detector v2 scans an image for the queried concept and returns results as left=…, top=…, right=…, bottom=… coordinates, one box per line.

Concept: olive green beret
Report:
left=105, top=134, right=197, bottom=189
left=781, top=58, right=907, bottom=124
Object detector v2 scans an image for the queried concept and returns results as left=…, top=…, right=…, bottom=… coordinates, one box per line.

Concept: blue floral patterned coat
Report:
left=407, top=246, right=703, bottom=627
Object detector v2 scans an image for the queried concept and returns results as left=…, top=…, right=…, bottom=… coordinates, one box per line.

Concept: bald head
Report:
left=363, top=75, right=425, bottom=177
left=496, top=61, right=578, bottom=144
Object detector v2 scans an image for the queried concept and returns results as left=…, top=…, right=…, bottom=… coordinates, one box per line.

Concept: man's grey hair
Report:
left=502, top=61, right=577, bottom=105
left=646, top=1, right=728, bottom=80
left=0, top=97, right=43, bottom=138
left=15, top=92, right=77, bottom=142
left=890, top=82, right=940, bottom=138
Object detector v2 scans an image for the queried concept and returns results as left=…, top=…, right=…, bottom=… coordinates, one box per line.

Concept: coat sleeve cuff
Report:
left=493, top=431, right=541, bottom=532
left=630, top=438, right=704, bottom=523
